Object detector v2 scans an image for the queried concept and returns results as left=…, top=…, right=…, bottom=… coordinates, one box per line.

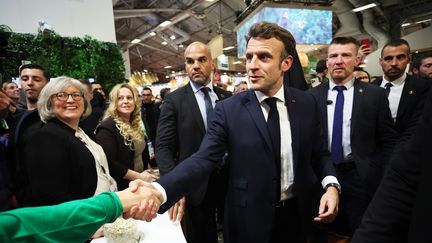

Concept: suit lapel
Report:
left=317, top=83, right=329, bottom=141
left=284, top=86, right=300, bottom=171
left=397, top=75, right=414, bottom=121
left=185, top=84, right=206, bottom=133
left=351, top=80, right=365, bottom=137
left=243, top=90, right=273, bottom=154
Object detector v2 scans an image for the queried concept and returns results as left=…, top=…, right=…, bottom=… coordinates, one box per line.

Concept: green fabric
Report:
left=0, top=192, right=123, bottom=242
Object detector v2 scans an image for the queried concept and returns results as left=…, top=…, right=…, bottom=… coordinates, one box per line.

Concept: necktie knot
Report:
left=264, top=97, right=278, bottom=110
left=333, top=86, right=346, bottom=93
left=384, top=82, right=393, bottom=97
left=201, top=87, right=211, bottom=95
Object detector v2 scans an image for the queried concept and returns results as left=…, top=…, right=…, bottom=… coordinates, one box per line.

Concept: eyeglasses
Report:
left=54, top=92, right=83, bottom=101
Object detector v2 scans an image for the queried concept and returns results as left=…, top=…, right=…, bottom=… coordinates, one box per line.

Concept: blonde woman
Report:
left=96, top=84, right=157, bottom=190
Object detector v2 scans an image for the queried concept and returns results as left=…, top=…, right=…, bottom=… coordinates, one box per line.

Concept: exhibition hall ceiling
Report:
left=113, top=0, right=432, bottom=80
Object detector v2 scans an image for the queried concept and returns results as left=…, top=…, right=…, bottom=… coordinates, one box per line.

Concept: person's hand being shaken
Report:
left=140, top=169, right=159, bottom=182
left=168, top=196, right=185, bottom=224
left=313, top=186, right=339, bottom=223
left=118, top=179, right=163, bottom=222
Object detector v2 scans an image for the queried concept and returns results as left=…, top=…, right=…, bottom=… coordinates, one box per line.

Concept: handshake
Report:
left=115, top=179, right=164, bottom=222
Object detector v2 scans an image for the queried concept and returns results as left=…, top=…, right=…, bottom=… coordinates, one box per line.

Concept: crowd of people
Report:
left=0, top=20, right=431, bottom=243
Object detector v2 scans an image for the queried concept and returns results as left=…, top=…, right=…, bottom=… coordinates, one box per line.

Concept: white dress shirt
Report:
left=380, top=73, right=406, bottom=122
left=327, top=79, right=354, bottom=159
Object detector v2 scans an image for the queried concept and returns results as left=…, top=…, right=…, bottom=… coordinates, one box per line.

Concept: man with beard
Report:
left=7, top=63, right=50, bottom=207
left=372, top=39, right=430, bottom=139
left=156, top=41, right=231, bottom=243
left=412, top=52, right=432, bottom=80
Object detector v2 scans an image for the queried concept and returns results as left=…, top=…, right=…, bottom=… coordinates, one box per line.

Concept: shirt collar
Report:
left=328, top=77, right=355, bottom=90
left=190, top=80, right=214, bottom=94
left=254, top=85, right=285, bottom=104
left=382, top=73, right=407, bottom=87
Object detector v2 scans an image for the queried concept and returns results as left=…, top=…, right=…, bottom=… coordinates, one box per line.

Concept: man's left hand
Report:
left=313, top=187, right=339, bottom=223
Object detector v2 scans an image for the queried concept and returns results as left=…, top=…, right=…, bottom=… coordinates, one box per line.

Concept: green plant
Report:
left=1, top=31, right=125, bottom=91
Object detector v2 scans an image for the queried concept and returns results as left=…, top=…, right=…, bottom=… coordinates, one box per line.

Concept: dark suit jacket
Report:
left=25, top=118, right=97, bottom=206
left=372, top=75, right=430, bottom=138
left=156, top=83, right=231, bottom=205
left=308, top=80, right=397, bottom=192
left=95, top=116, right=145, bottom=190
left=352, top=89, right=432, bottom=243
left=157, top=85, right=336, bottom=243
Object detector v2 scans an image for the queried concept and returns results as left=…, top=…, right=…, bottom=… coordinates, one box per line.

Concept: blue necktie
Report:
left=331, top=86, right=346, bottom=164
left=201, top=87, right=213, bottom=129
left=264, top=97, right=281, bottom=199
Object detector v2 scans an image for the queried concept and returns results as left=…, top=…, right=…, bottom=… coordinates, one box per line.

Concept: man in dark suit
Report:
left=372, top=39, right=430, bottom=138
left=156, top=41, right=231, bottom=243
left=153, top=22, right=340, bottom=243
left=308, top=37, right=397, bottom=237
left=352, top=89, right=432, bottom=243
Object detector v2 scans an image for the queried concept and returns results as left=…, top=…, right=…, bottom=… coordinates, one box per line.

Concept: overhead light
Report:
left=171, top=70, right=175, bottom=73
left=401, top=23, right=412, bottom=27
left=223, top=46, right=235, bottom=51
left=149, top=32, right=156, bottom=36
left=131, top=38, right=141, bottom=44
left=233, top=61, right=243, bottom=64
left=165, top=75, right=169, bottom=78
left=415, top=18, right=431, bottom=24
left=205, top=0, right=216, bottom=2
left=164, top=65, right=172, bottom=69
left=170, top=35, right=176, bottom=40
left=159, top=20, right=172, bottom=27
left=352, top=3, right=377, bottom=12
left=178, top=44, right=184, bottom=48
left=162, top=41, right=168, bottom=45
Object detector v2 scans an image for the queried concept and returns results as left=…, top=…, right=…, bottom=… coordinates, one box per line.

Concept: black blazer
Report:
left=352, top=89, right=432, bottom=243
left=156, top=85, right=336, bottom=243
left=308, top=80, right=397, bottom=192
left=25, top=118, right=97, bottom=206
left=372, top=75, right=430, bottom=138
left=156, top=83, right=231, bottom=205
left=95, top=116, right=145, bottom=190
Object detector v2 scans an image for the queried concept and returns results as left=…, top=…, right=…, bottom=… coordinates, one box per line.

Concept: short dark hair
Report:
left=381, top=39, right=410, bottom=57
left=412, top=52, right=432, bottom=70
left=331, top=37, right=359, bottom=48
left=142, top=87, right=152, bottom=93
left=159, top=87, right=170, bottom=100
left=246, top=22, right=296, bottom=61
left=19, top=63, right=50, bottom=81
left=316, top=59, right=327, bottom=73
left=353, top=66, right=371, bottom=82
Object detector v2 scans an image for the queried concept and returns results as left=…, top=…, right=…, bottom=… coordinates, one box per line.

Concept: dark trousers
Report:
left=332, top=165, right=372, bottom=236
left=270, top=198, right=307, bottom=243
left=182, top=176, right=218, bottom=243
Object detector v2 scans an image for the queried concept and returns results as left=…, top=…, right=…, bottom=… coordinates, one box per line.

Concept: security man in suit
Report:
left=372, top=39, right=430, bottom=139
left=156, top=41, right=231, bottom=243
left=308, top=37, right=397, bottom=238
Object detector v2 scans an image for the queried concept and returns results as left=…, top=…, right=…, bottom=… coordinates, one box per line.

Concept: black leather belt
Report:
left=335, top=162, right=356, bottom=172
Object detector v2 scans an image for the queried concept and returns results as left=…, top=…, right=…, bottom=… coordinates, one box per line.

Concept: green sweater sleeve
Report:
left=0, top=192, right=123, bottom=242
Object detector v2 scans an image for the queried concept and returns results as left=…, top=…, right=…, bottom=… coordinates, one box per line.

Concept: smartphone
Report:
left=361, top=39, right=370, bottom=48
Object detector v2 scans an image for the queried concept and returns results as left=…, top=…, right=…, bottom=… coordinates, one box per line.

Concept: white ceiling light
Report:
left=170, top=35, right=176, bottom=40
left=162, top=41, right=168, bottom=45
left=131, top=39, right=141, bottom=44
left=149, top=32, right=156, bottom=36
left=401, top=23, right=412, bottom=27
left=165, top=75, right=169, bottom=78
left=159, top=20, right=172, bottom=27
left=233, top=61, right=243, bottom=64
left=205, top=0, right=216, bottom=2
left=164, top=65, right=172, bottom=69
left=178, top=44, right=184, bottom=48
left=223, top=46, right=235, bottom=51
left=352, top=3, right=377, bottom=12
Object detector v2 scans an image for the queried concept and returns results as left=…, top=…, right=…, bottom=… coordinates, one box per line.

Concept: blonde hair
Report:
left=103, top=83, right=145, bottom=149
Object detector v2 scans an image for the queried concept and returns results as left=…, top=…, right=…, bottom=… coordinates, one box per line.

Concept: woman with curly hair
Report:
left=95, top=84, right=157, bottom=190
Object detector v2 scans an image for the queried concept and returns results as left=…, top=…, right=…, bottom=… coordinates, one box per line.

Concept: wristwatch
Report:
left=325, top=183, right=341, bottom=194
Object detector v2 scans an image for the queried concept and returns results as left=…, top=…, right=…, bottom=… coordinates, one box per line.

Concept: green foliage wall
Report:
left=1, top=31, right=125, bottom=91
